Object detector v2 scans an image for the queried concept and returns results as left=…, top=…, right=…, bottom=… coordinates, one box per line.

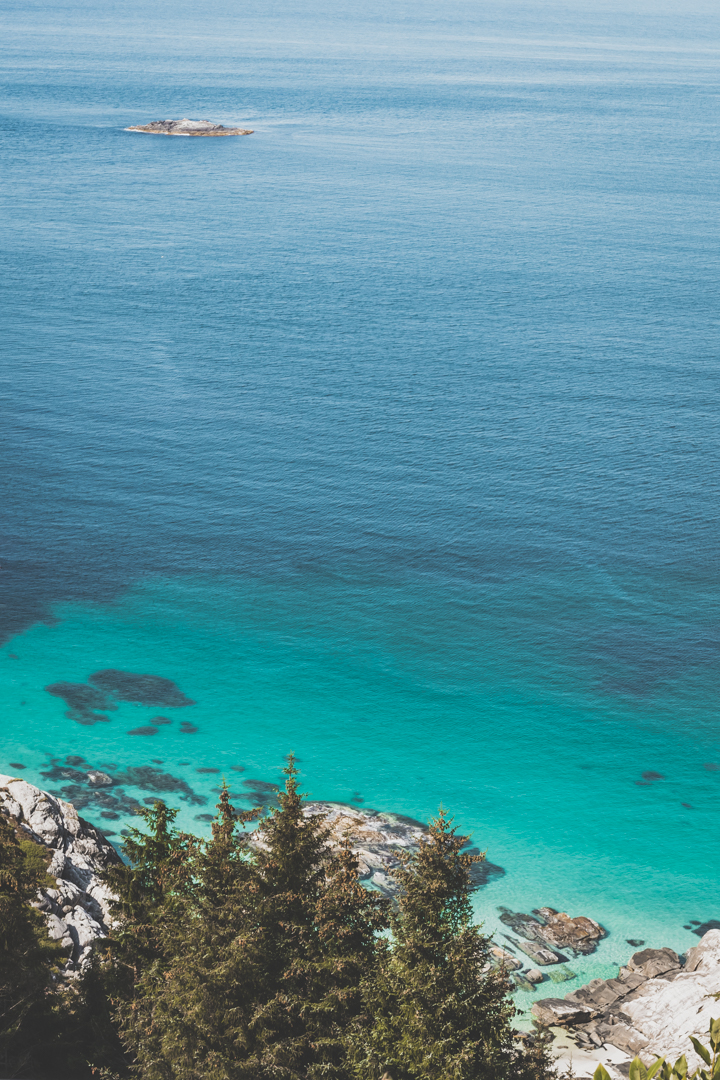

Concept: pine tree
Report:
left=143, top=785, right=261, bottom=1080
left=0, top=810, right=64, bottom=1079
left=103, top=800, right=195, bottom=1072
left=242, top=755, right=338, bottom=1078
left=351, top=809, right=516, bottom=1080
left=306, top=838, right=389, bottom=1080
left=129, top=761, right=390, bottom=1080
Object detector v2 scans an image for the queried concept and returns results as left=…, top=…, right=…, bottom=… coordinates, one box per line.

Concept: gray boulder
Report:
left=617, top=932, right=720, bottom=1069
left=510, top=937, right=565, bottom=966
left=532, top=998, right=598, bottom=1026
left=623, top=946, right=681, bottom=980
left=0, top=773, right=121, bottom=973
left=535, top=907, right=606, bottom=955
left=537, top=931, right=720, bottom=1077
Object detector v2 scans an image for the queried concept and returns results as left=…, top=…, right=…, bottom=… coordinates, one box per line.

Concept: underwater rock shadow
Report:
left=113, top=765, right=206, bottom=806
left=45, top=681, right=116, bottom=725
left=89, top=670, right=194, bottom=707
left=462, top=847, right=505, bottom=889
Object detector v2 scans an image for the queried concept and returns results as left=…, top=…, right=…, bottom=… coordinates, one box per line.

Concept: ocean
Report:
left=2, top=0, right=720, bottom=1014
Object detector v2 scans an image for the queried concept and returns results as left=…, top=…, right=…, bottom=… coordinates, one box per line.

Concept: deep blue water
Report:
left=2, top=0, right=720, bottom=1011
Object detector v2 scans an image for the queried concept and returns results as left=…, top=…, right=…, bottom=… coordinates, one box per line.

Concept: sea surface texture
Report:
left=2, top=0, right=719, bottom=1012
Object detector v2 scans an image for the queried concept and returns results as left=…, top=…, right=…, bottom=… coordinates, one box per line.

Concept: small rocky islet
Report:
left=126, top=118, right=253, bottom=137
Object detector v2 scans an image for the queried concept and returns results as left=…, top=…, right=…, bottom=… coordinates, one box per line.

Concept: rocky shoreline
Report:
left=531, top=933, right=720, bottom=1077
left=4, top=769, right=718, bottom=1079
left=0, top=773, right=120, bottom=973
left=0, top=774, right=503, bottom=969
left=299, top=801, right=504, bottom=898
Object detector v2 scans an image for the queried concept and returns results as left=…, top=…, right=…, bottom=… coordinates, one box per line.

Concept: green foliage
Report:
left=131, top=785, right=261, bottom=1080
left=18, top=834, right=56, bottom=887
left=237, top=756, right=390, bottom=1079
left=102, top=799, right=196, bottom=1069
left=3, top=765, right=560, bottom=1080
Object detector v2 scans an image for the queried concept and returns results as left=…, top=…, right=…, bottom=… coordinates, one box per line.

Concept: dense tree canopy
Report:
left=0, top=760, right=555, bottom=1080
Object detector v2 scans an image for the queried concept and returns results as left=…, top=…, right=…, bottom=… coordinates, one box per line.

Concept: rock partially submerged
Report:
left=532, top=933, right=720, bottom=1076
left=268, top=801, right=504, bottom=900
left=126, top=118, right=253, bottom=137
left=499, top=905, right=605, bottom=958
left=0, top=773, right=121, bottom=973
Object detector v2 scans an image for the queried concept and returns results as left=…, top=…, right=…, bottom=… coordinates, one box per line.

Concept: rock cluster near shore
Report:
left=532, top=932, right=720, bottom=1076
left=258, top=800, right=505, bottom=899
left=126, top=119, right=253, bottom=136
left=0, top=774, right=121, bottom=973
left=495, top=905, right=606, bottom=987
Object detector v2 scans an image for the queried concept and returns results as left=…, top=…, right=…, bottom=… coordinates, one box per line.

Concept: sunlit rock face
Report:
left=0, top=773, right=121, bottom=973
left=533, top=931, right=720, bottom=1077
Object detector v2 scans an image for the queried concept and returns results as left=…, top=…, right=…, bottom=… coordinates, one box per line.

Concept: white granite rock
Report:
left=621, top=931, right=720, bottom=1070
left=535, top=932, right=720, bottom=1078
left=282, top=801, right=430, bottom=898
left=0, top=773, right=121, bottom=973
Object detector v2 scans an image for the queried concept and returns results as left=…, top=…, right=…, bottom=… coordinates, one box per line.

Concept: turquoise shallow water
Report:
left=3, top=569, right=720, bottom=1014
left=2, top=0, right=720, bottom=1017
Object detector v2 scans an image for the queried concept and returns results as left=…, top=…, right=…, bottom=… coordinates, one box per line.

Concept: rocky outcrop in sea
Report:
left=299, top=801, right=504, bottom=898
left=531, top=931, right=720, bottom=1076
left=498, top=905, right=606, bottom=969
left=0, top=773, right=121, bottom=973
left=126, top=119, right=253, bottom=136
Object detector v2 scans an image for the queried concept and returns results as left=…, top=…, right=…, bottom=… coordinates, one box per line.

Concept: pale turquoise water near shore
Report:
left=2, top=569, right=720, bottom=1013
left=2, top=0, right=720, bottom=1017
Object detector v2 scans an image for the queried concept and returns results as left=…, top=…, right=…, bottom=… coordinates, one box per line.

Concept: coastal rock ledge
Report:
left=532, top=932, right=720, bottom=1077
left=0, top=773, right=121, bottom=973
left=126, top=118, right=253, bottom=136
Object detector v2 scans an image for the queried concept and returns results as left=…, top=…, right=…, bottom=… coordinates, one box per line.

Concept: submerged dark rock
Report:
left=126, top=118, right=254, bottom=137
left=89, top=669, right=194, bottom=707
left=128, top=726, right=160, bottom=736
left=45, top=681, right=116, bottom=725
left=692, top=920, right=720, bottom=937
left=464, top=847, right=505, bottom=888
left=180, top=722, right=198, bottom=733
left=234, top=778, right=281, bottom=810
left=113, top=765, right=206, bottom=805
left=243, top=779, right=280, bottom=792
